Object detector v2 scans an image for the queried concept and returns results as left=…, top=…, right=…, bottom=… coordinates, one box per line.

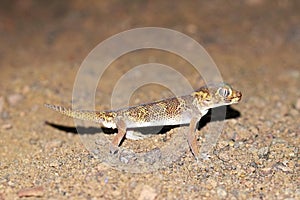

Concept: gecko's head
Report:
left=193, top=83, right=242, bottom=108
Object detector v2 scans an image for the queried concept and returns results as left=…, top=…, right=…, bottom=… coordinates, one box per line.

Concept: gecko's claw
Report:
left=109, top=144, right=119, bottom=155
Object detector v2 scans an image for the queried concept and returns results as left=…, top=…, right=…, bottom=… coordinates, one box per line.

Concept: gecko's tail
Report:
left=44, top=104, right=100, bottom=123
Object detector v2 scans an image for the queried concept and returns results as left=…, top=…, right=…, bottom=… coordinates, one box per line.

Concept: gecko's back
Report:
left=116, top=95, right=199, bottom=128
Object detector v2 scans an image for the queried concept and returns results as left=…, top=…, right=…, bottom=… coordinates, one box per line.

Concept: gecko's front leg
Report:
left=187, top=116, right=201, bottom=160
left=110, top=118, right=127, bottom=154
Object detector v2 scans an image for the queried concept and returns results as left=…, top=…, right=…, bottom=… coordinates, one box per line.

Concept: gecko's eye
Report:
left=218, top=87, right=231, bottom=98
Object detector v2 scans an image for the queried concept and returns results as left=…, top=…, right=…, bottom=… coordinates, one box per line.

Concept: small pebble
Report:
left=104, top=177, right=109, bottom=184
left=0, top=96, right=4, bottom=113
left=7, top=93, right=23, bottom=106
left=275, top=163, right=293, bottom=173
left=258, top=147, right=269, bottom=158
left=290, top=109, right=298, bottom=116
left=1, top=124, right=12, bottom=130
left=49, top=160, right=61, bottom=168
left=260, top=167, right=273, bottom=175
left=1, top=111, right=9, bottom=119
left=44, top=140, right=63, bottom=151
left=7, top=181, right=15, bottom=187
left=17, top=186, right=44, bottom=198
left=249, top=126, right=259, bottom=135
left=218, top=152, right=230, bottom=162
left=120, top=156, right=129, bottom=164
left=228, top=140, right=235, bottom=147
left=0, top=193, right=4, bottom=200
left=216, top=187, right=227, bottom=198
left=206, top=178, right=217, bottom=189
left=295, top=98, right=300, bottom=110
left=138, top=185, right=157, bottom=200
left=22, top=85, right=30, bottom=94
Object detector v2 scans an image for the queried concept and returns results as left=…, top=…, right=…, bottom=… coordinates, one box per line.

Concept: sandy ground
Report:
left=0, top=0, right=299, bottom=199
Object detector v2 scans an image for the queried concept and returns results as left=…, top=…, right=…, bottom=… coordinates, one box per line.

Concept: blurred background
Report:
left=0, top=0, right=299, bottom=199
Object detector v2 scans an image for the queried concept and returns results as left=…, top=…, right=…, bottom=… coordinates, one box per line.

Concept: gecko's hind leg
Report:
left=187, top=117, right=201, bottom=160
left=110, top=118, right=127, bottom=154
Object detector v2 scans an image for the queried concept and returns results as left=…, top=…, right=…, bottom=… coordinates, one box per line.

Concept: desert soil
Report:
left=0, top=1, right=299, bottom=199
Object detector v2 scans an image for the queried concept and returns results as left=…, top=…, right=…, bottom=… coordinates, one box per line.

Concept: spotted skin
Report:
left=45, top=83, right=242, bottom=160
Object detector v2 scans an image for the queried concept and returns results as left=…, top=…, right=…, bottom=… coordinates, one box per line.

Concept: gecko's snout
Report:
left=227, top=89, right=242, bottom=104
left=234, top=90, right=242, bottom=102
left=237, top=91, right=242, bottom=98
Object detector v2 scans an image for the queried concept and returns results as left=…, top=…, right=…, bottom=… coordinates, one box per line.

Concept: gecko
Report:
left=45, top=83, right=242, bottom=159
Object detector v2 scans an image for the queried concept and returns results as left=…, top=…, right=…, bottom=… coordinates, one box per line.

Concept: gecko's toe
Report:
left=109, top=145, right=119, bottom=155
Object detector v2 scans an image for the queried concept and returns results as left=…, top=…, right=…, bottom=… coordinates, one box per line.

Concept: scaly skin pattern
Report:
left=45, top=83, right=242, bottom=159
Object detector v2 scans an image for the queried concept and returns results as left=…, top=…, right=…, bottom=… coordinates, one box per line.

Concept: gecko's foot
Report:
left=109, top=144, right=119, bottom=155
left=194, top=155, right=202, bottom=163
left=193, top=153, right=211, bottom=163
left=201, top=153, right=211, bottom=160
